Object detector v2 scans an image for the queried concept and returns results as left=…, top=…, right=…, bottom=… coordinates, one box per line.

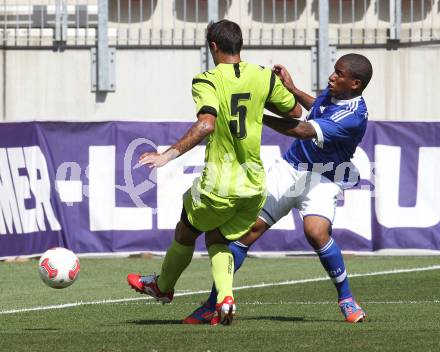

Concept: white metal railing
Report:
left=0, top=0, right=98, bottom=46
left=1, top=0, right=439, bottom=47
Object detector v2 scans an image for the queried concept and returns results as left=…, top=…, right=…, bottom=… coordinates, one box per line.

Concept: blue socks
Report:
left=207, top=241, right=249, bottom=308
left=205, top=237, right=351, bottom=307
left=316, top=237, right=352, bottom=300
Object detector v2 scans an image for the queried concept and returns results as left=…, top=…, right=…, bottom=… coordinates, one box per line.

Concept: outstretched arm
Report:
left=263, top=114, right=316, bottom=140
left=139, top=113, right=216, bottom=168
left=273, top=64, right=316, bottom=111
left=265, top=101, right=302, bottom=119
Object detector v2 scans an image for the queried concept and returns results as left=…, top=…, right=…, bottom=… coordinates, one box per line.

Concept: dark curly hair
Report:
left=206, top=20, right=243, bottom=55
left=339, top=53, right=373, bottom=90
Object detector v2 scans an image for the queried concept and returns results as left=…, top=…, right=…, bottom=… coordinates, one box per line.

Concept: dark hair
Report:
left=339, top=53, right=373, bottom=90
left=206, top=20, right=243, bottom=55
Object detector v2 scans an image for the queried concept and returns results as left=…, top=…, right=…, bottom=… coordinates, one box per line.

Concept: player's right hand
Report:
left=273, top=64, right=296, bottom=93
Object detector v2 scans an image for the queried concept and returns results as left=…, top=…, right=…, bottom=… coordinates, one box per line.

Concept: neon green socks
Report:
left=208, top=244, right=234, bottom=303
left=157, top=240, right=194, bottom=293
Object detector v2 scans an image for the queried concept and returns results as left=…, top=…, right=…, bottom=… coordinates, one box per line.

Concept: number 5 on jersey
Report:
left=229, top=93, right=251, bottom=140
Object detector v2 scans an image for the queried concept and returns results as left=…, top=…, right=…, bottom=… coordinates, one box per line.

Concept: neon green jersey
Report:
left=192, top=61, right=295, bottom=198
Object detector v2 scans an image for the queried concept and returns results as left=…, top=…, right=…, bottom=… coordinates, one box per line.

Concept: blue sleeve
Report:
left=311, top=112, right=363, bottom=144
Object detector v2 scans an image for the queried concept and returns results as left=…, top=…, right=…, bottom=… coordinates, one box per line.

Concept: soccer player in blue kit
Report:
left=184, top=53, right=373, bottom=325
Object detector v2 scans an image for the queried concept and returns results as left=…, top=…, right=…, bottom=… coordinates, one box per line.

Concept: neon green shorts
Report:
left=182, top=187, right=265, bottom=241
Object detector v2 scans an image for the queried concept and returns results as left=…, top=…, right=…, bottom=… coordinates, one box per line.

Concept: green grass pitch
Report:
left=1, top=256, right=440, bottom=352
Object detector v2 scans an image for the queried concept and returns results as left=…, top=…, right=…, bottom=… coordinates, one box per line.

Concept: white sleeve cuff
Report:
left=308, top=120, right=324, bottom=148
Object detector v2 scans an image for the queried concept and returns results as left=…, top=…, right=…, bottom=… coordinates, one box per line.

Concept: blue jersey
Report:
left=283, top=88, right=368, bottom=185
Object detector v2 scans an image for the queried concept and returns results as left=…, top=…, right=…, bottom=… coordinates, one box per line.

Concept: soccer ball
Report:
left=38, top=247, right=80, bottom=289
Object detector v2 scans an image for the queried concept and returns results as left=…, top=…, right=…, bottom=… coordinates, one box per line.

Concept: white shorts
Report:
left=259, top=157, right=342, bottom=227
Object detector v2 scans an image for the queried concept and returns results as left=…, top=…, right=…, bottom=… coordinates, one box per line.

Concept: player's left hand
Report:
left=138, top=152, right=169, bottom=168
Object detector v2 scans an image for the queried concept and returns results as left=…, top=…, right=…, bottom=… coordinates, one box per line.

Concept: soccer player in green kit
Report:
left=127, top=19, right=302, bottom=326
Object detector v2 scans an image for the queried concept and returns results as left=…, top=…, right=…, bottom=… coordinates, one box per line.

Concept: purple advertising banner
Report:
left=0, top=121, right=439, bottom=258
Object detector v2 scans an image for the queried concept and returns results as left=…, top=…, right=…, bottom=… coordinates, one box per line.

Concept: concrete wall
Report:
left=4, top=49, right=201, bottom=121
left=0, top=51, right=4, bottom=120
left=341, top=46, right=440, bottom=121
left=2, top=46, right=440, bottom=122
